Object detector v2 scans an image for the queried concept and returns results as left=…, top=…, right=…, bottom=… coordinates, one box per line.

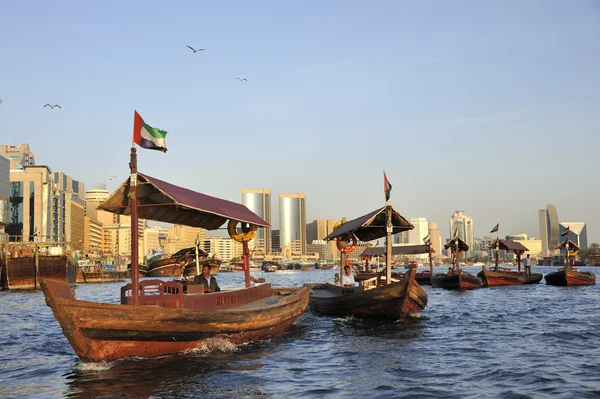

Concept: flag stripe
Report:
left=133, top=110, right=167, bottom=152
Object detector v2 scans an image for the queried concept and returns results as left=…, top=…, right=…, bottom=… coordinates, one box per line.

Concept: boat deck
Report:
left=234, top=294, right=288, bottom=309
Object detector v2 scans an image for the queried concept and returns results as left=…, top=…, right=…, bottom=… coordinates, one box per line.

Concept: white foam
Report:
left=185, top=337, right=246, bottom=354
left=74, top=361, right=116, bottom=371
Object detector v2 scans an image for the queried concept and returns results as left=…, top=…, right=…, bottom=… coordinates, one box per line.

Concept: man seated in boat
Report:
left=341, top=264, right=359, bottom=287
left=193, top=264, right=221, bottom=293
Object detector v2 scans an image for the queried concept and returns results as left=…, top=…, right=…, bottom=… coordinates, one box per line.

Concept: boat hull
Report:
left=306, top=270, right=427, bottom=320
left=1, top=256, right=77, bottom=290
left=478, top=268, right=543, bottom=287
left=40, top=278, right=309, bottom=362
left=431, top=271, right=482, bottom=290
left=544, top=269, right=596, bottom=286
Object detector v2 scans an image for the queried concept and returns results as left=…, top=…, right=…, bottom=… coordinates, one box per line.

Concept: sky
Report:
left=1, top=0, right=599, bottom=243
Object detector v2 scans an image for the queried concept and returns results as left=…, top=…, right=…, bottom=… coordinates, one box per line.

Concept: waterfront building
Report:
left=306, top=239, right=334, bottom=261
left=0, top=143, right=35, bottom=170
left=163, top=225, right=205, bottom=255
left=241, top=189, right=272, bottom=254
left=559, top=222, right=587, bottom=250
left=480, top=236, right=494, bottom=259
left=279, top=194, right=306, bottom=255
left=202, top=236, right=242, bottom=261
left=306, top=219, right=338, bottom=260
left=539, top=204, right=560, bottom=257
left=0, top=155, right=9, bottom=229
left=144, top=227, right=162, bottom=256
left=8, top=165, right=53, bottom=241
left=67, top=195, right=85, bottom=249
left=84, top=216, right=104, bottom=254
left=449, top=211, right=474, bottom=258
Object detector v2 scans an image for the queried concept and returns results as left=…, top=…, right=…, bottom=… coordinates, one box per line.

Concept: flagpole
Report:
left=130, top=147, right=140, bottom=306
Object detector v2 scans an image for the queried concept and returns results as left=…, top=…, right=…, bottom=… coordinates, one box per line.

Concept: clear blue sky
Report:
left=1, top=1, right=598, bottom=242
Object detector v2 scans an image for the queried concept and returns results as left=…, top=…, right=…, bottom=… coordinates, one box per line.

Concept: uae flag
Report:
left=561, top=226, right=570, bottom=237
left=423, top=234, right=431, bottom=245
left=490, top=223, right=499, bottom=233
left=383, top=171, right=392, bottom=201
left=133, top=111, right=168, bottom=152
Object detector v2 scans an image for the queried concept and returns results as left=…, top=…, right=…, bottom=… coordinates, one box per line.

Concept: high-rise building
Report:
left=449, top=211, right=474, bottom=258
left=67, top=195, right=85, bottom=249
left=279, top=194, right=306, bottom=256
left=0, top=144, right=35, bottom=170
left=559, top=222, right=587, bottom=250
left=8, top=166, right=53, bottom=241
left=241, top=189, right=271, bottom=254
left=0, top=155, right=9, bottom=229
left=393, top=231, right=409, bottom=244
left=539, top=204, right=560, bottom=257
left=428, top=222, right=443, bottom=257
left=85, top=187, right=113, bottom=225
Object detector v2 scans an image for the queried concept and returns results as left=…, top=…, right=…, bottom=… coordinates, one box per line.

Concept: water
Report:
left=1, top=266, right=600, bottom=399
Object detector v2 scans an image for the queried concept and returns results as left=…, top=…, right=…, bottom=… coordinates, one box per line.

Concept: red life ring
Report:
left=337, top=235, right=357, bottom=253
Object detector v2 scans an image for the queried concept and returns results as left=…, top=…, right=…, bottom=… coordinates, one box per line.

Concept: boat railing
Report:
left=360, top=276, right=380, bottom=290
left=121, top=279, right=183, bottom=307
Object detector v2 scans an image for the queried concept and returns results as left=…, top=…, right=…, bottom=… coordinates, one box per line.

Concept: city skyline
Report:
left=1, top=2, right=598, bottom=243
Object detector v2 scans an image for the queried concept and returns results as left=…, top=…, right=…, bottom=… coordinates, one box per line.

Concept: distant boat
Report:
left=477, top=239, right=542, bottom=287
left=431, top=237, right=482, bottom=290
left=545, top=239, right=595, bottom=286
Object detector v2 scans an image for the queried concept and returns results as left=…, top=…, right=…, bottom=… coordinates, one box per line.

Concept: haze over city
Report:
left=1, top=1, right=598, bottom=242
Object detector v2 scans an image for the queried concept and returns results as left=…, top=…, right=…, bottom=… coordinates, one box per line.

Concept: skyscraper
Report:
left=306, top=219, right=338, bottom=260
left=279, top=194, right=306, bottom=256
left=539, top=204, right=560, bottom=257
left=408, top=217, right=428, bottom=245
left=241, top=189, right=272, bottom=254
left=428, top=222, right=443, bottom=257
left=449, top=211, right=474, bottom=258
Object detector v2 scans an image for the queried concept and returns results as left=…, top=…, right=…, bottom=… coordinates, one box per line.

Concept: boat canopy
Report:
left=555, top=239, right=580, bottom=251
left=98, top=173, right=269, bottom=230
left=360, top=244, right=434, bottom=257
left=444, top=236, right=469, bottom=252
left=489, top=239, right=528, bottom=253
left=324, top=205, right=413, bottom=242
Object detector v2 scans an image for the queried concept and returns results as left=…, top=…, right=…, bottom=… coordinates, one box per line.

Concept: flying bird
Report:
left=186, top=45, right=205, bottom=53
left=235, top=77, right=248, bottom=82
left=44, top=104, right=61, bottom=109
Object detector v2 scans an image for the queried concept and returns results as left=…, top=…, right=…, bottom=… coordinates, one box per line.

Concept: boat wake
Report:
left=185, top=337, right=246, bottom=354
left=74, top=361, right=116, bottom=371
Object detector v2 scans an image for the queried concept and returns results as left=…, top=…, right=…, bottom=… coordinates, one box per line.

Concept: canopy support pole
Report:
left=130, top=147, right=140, bottom=306
left=243, top=240, right=250, bottom=288
left=494, top=240, right=499, bottom=272
left=428, top=244, right=433, bottom=277
left=516, top=252, right=521, bottom=273
left=385, top=203, right=392, bottom=285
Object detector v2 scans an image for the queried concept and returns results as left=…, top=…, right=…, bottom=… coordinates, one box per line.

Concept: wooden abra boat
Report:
left=41, top=278, right=308, bottom=362
left=40, top=148, right=309, bottom=362
left=431, top=237, right=482, bottom=290
left=307, top=203, right=428, bottom=319
left=545, top=239, right=596, bottom=286
left=1, top=247, right=77, bottom=290
left=307, top=268, right=427, bottom=319
left=478, top=239, right=542, bottom=286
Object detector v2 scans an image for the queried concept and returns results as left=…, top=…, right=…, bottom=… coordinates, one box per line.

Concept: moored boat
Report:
left=360, top=244, right=436, bottom=286
left=477, top=239, right=542, bottom=286
left=40, top=147, right=309, bottom=362
left=431, top=236, right=482, bottom=290
left=307, top=202, right=428, bottom=319
left=545, top=239, right=595, bottom=286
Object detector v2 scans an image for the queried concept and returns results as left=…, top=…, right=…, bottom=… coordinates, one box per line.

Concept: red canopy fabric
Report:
left=98, top=173, right=269, bottom=230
